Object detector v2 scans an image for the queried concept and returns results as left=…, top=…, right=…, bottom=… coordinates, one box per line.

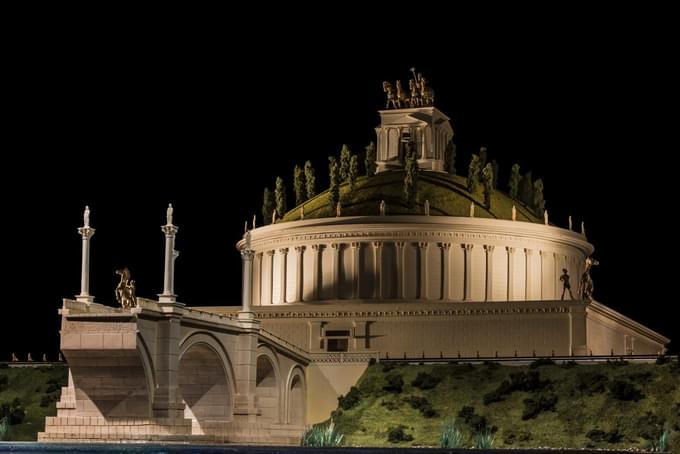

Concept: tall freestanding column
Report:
left=240, top=231, right=256, bottom=314
left=76, top=206, right=95, bottom=304
left=159, top=204, right=179, bottom=304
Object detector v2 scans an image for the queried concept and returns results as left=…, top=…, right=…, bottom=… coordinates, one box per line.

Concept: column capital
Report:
left=506, top=246, right=516, bottom=254
left=266, top=250, right=275, bottom=257
left=484, top=245, right=495, bottom=253
left=417, top=241, right=429, bottom=249
left=330, top=243, right=341, bottom=250
left=311, top=244, right=324, bottom=252
left=524, top=248, right=533, bottom=256
left=294, top=245, right=306, bottom=253
left=241, top=249, right=255, bottom=260
left=279, top=247, right=289, bottom=255
left=256, top=251, right=264, bottom=258
left=463, top=244, right=474, bottom=251
left=350, top=242, right=362, bottom=249
left=372, top=241, right=382, bottom=249
left=540, top=250, right=550, bottom=257
left=161, top=225, right=179, bottom=236
left=439, top=242, right=451, bottom=249
left=77, top=226, right=95, bottom=239
left=395, top=241, right=406, bottom=249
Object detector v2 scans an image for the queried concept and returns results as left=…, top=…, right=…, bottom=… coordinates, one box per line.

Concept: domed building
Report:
left=200, top=90, right=669, bottom=422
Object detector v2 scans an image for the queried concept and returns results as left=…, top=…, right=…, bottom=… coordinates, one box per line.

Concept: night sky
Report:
left=2, top=15, right=677, bottom=358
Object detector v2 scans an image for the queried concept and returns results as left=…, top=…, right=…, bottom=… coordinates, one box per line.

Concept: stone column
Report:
left=350, top=243, right=361, bottom=299
left=554, top=253, right=561, bottom=300
left=372, top=242, right=383, bottom=299
left=232, top=319, right=261, bottom=422
left=418, top=242, right=429, bottom=300
left=153, top=315, right=185, bottom=419
left=569, top=304, right=588, bottom=356
left=440, top=243, right=451, bottom=300
left=294, top=246, right=305, bottom=302
left=540, top=250, right=548, bottom=300
left=255, top=252, right=263, bottom=306
left=76, top=207, right=95, bottom=304
left=278, top=248, right=289, bottom=304
left=525, top=248, right=533, bottom=300
left=240, top=245, right=255, bottom=314
left=395, top=241, right=406, bottom=299
left=485, top=245, right=495, bottom=302
left=159, top=205, right=180, bottom=304
left=506, top=247, right=515, bottom=301
left=266, top=250, right=275, bottom=305
left=463, top=244, right=474, bottom=301
left=312, top=244, right=323, bottom=301
left=331, top=243, right=341, bottom=300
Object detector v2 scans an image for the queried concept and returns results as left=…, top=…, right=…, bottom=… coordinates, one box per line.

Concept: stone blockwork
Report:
left=39, top=298, right=309, bottom=444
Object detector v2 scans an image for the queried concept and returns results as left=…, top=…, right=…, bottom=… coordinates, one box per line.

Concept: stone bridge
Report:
left=39, top=298, right=310, bottom=444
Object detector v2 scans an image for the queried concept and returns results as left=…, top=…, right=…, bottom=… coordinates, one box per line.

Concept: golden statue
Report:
left=578, top=257, right=599, bottom=302
left=115, top=268, right=137, bottom=309
left=382, top=81, right=398, bottom=109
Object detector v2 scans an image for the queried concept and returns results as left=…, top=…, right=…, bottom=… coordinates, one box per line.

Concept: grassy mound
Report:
left=331, top=360, right=680, bottom=451
left=282, top=171, right=542, bottom=223
left=0, top=364, right=67, bottom=441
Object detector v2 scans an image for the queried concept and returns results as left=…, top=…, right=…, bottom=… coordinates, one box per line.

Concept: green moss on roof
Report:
left=281, top=170, right=541, bottom=223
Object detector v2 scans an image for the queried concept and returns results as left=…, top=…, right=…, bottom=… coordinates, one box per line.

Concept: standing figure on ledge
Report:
left=380, top=200, right=386, bottom=216
left=469, top=202, right=475, bottom=217
left=579, top=257, right=599, bottom=302
left=382, top=81, right=398, bottom=109
left=560, top=268, right=574, bottom=300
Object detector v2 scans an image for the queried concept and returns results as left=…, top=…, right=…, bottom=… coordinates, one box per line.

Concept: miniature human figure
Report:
left=511, top=205, right=516, bottom=221
left=58, top=353, right=63, bottom=362
left=244, top=221, right=248, bottom=233
left=244, top=230, right=251, bottom=251
left=560, top=269, right=574, bottom=300
left=424, top=199, right=430, bottom=216
left=395, top=79, right=407, bottom=108
left=83, top=205, right=90, bottom=227
left=27, top=353, right=33, bottom=362
left=579, top=257, right=599, bottom=302
left=470, top=202, right=475, bottom=217
left=568, top=215, right=573, bottom=231
left=380, top=200, right=386, bottom=216
left=382, top=81, right=397, bottom=109
left=166, top=203, right=173, bottom=225
left=336, top=202, right=341, bottom=217
left=42, top=353, right=47, bottom=362
left=544, top=209, right=549, bottom=225
left=272, top=209, right=277, bottom=224
left=252, top=214, right=256, bottom=229
left=11, top=353, right=18, bottom=362
left=581, top=221, right=586, bottom=238
left=300, top=205, right=305, bottom=220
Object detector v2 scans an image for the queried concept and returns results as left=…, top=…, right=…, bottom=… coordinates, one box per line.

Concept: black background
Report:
left=2, top=11, right=677, bottom=358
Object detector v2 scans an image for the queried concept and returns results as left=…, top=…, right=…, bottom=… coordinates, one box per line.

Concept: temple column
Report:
left=350, top=242, right=361, bottom=299
left=255, top=252, right=263, bottom=306
left=506, top=247, right=515, bottom=301
left=554, top=253, right=561, bottom=300
left=266, top=250, right=275, bottom=304
left=440, top=243, right=451, bottom=300
left=294, top=246, right=305, bottom=302
left=395, top=241, right=406, bottom=299
left=525, top=248, right=534, bottom=300
left=159, top=209, right=180, bottom=304
left=372, top=241, right=383, bottom=299
left=278, top=248, right=288, bottom=304
left=418, top=242, right=429, bottom=300
left=312, top=244, right=323, bottom=301
left=463, top=244, right=474, bottom=301
left=331, top=243, right=341, bottom=300
left=485, top=245, right=495, bottom=301
left=240, top=244, right=255, bottom=314
left=76, top=206, right=95, bottom=304
left=540, top=250, right=548, bottom=300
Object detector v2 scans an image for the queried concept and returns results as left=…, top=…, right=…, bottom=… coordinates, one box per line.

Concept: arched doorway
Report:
left=287, top=369, right=305, bottom=425
left=178, top=343, right=232, bottom=435
left=256, top=355, right=280, bottom=423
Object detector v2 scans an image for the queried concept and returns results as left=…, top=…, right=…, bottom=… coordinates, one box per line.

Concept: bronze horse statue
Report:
left=115, top=268, right=137, bottom=309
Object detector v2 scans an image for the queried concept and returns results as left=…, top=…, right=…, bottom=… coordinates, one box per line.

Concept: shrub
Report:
left=586, top=428, right=623, bottom=444
left=40, top=394, right=59, bottom=408
left=483, top=360, right=500, bottom=370
left=411, top=372, right=441, bottom=390
left=521, top=393, right=558, bottom=420
left=484, top=371, right=549, bottom=405
left=0, top=398, right=25, bottom=425
left=440, top=420, right=464, bottom=448
left=403, top=396, right=438, bottom=418
left=458, top=406, right=489, bottom=431
left=529, top=357, right=555, bottom=369
left=635, top=412, right=666, bottom=441
left=656, top=355, right=670, bottom=365
left=380, top=399, right=401, bottom=411
left=300, top=419, right=343, bottom=447
left=338, top=386, right=361, bottom=410
left=368, top=357, right=377, bottom=365
left=503, top=429, right=532, bottom=445
left=474, top=427, right=496, bottom=448
left=383, top=374, right=403, bottom=394
left=608, top=379, right=644, bottom=401
left=576, top=371, right=609, bottom=395
left=382, top=362, right=396, bottom=373
left=387, top=425, right=413, bottom=443
left=606, top=358, right=629, bottom=366
left=560, top=360, right=578, bottom=369
left=45, top=378, right=61, bottom=394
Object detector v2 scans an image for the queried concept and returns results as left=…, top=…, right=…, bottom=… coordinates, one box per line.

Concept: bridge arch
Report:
left=256, top=344, right=282, bottom=424
left=285, top=365, right=306, bottom=425
left=178, top=332, right=235, bottom=434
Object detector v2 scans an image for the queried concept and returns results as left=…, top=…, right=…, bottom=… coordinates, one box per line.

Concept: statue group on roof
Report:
left=383, top=68, right=434, bottom=109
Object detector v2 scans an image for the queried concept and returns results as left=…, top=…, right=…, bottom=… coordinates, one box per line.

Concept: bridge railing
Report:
left=258, top=329, right=310, bottom=359
left=308, top=351, right=380, bottom=364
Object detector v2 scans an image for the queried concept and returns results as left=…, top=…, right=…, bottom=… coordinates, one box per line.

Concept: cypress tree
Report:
left=444, top=140, right=457, bottom=175
left=339, top=144, right=352, bottom=182
left=262, top=187, right=275, bottom=225
left=365, top=141, right=377, bottom=177
left=533, top=178, right=545, bottom=217
left=403, top=141, right=418, bottom=208
left=479, top=146, right=488, bottom=169
left=467, top=154, right=481, bottom=193
left=293, top=165, right=306, bottom=206
left=275, top=176, right=287, bottom=219
left=491, top=159, right=499, bottom=189
left=328, top=156, right=340, bottom=210
left=509, top=163, right=521, bottom=199
left=348, top=155, right=358, bottom=191
left=482, top=162, right=494, bottom=208
left=519, top=171, right=533, bottom=207
left=304, top=160, right=316, bottom=200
